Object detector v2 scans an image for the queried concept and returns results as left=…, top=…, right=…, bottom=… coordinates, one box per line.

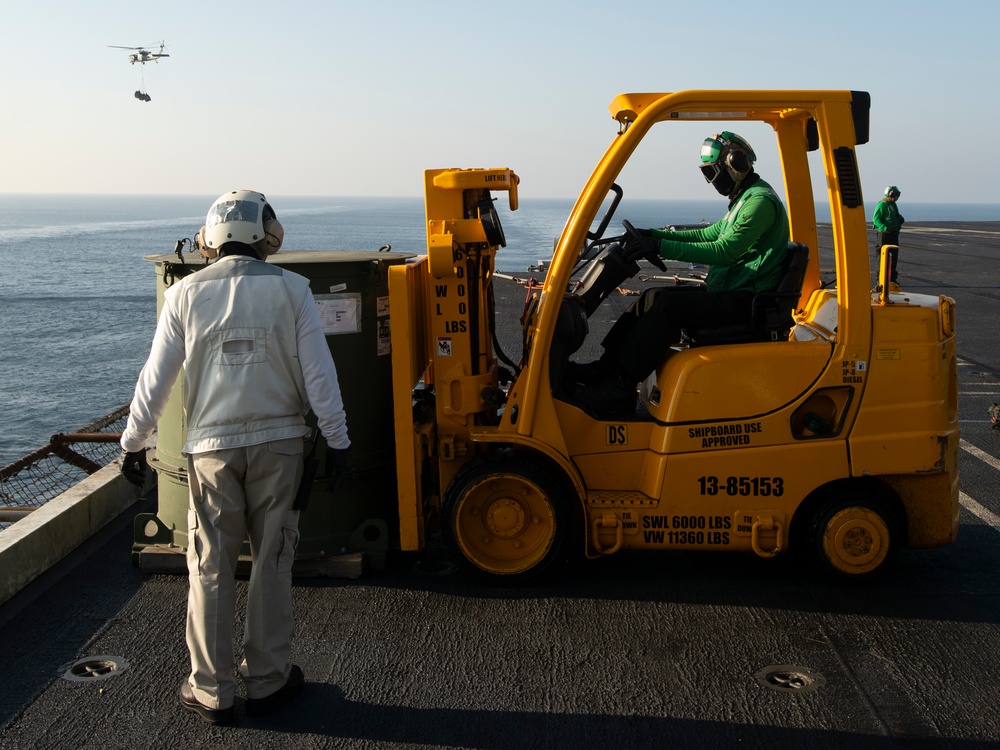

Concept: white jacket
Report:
left=121, top=254, right=350, bottom=454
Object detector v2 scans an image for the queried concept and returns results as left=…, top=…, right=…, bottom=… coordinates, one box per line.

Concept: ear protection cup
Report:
left=253, top=203, right=283, bottom=257
left=197, top=225, right=220, bottom=259
left=726, top=149, right=751, bottom=176
left=261, top=217, right=284, bottom=255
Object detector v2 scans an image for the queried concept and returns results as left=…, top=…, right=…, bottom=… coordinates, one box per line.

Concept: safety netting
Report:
left=0, top=407, right=129, bottom=529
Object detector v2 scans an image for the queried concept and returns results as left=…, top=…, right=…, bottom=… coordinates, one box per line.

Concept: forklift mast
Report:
left=389, top=168, right=519, bottom=550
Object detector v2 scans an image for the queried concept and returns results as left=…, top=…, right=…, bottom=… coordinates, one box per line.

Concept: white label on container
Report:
left=315, top=294, right=361, bottom=335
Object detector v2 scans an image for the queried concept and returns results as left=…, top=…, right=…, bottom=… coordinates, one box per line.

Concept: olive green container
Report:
left=133, top=250, right=412, bottom=569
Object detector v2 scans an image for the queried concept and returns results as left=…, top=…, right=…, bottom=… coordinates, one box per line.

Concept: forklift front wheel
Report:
left=813, top=495, right=900, bottom=579
left=444, top=460, right=568, bottom=582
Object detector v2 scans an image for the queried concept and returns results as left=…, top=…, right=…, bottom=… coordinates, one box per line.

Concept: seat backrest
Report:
left=773, top=242, right=809, bottom=305
left=687, top=242, right=810, bottom=345
left=750, top=242, right=809, bottom=338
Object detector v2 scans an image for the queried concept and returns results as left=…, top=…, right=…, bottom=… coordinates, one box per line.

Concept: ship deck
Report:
left=3, top=222, right=1000, bottom=748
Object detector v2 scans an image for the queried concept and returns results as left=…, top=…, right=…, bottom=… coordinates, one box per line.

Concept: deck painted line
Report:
left=958, top=441, right=1000, bottom=532
left=961, top=439, right=1000, bottom=472
left=960, top=492, right=1000, bottom=532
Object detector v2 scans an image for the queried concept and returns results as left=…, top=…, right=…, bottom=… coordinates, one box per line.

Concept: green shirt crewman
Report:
left=652, top=174, right=789, bottom=294
left=571, top=131, right=790, bottom=414
left=872, top=185, right=904, bottom=283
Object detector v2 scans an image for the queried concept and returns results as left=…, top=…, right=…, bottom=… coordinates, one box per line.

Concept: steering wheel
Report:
left=622, top=219, right=667, bottom=272
left=585, top=230, right=627, bottom=253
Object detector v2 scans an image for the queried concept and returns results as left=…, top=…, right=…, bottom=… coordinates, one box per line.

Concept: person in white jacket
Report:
left=119, top=189, right=351, bottom=725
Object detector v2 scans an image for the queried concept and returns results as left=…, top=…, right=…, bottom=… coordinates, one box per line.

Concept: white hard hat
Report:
left=202, top=189, right=283, bottom=258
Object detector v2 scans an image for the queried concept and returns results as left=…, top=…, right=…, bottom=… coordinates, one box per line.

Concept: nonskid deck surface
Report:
left=2, top=223, right=1000, bottom=748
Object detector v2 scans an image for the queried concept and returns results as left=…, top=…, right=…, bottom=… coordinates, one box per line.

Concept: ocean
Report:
left=1, top=193, right=997, bottom=466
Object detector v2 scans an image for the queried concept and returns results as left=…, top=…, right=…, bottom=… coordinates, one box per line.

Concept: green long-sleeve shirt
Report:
left=651, top=176, right=790, bottom=294
left=872, top=198, right=904, bottom=233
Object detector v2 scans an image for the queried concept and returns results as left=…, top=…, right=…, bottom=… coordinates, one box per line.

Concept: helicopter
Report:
left=108, top=42, right=169, bottom=65
left=109, top=42, right=168, bottom=102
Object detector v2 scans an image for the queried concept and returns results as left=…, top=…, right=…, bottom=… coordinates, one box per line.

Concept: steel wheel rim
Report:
left=453, top=473, right=557, bottom=575
left=822, top=507, right=890, bottom=574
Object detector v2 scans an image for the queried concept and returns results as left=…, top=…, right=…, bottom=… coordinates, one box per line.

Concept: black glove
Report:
left=631, top=226, right=653, bottom=239
left=120, top=449, right=149, bottom=487
left=621, top=234, right=659, bottom=263
left=326, top=447, right=353, bottom=491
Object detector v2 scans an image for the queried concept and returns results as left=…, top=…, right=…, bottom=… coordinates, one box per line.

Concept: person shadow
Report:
left=242, top=682, right=927, bottom=749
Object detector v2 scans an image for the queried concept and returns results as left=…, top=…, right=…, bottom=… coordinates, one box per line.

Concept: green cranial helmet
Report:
left=700, top=131, right=756, bottom=187
left=884, top=185, right=901, bottom=198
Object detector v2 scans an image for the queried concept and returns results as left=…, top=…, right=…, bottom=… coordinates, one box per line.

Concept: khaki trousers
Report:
left=185, top=438, right=303, bottom=709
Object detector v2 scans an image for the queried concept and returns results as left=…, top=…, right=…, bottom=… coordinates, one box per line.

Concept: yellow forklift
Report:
left=388, top=90, right=959, bottom=582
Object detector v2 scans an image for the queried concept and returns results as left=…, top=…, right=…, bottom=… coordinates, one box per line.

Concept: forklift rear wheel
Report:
left=444, top=460, right=567, bottom=582
left=813, top=495, right=899, bottom=579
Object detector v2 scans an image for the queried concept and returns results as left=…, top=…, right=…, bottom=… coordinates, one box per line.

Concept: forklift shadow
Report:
left=349, top=523, right=1000, bottom=628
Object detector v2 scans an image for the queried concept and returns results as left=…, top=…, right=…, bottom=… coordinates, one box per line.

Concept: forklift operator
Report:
left=572, top=132, right=790, bottom=413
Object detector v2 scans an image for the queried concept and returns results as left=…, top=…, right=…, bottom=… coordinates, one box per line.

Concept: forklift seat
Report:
left=686, top=242, right=810, bottom=345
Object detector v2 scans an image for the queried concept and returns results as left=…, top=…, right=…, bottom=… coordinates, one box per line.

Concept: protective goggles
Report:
left=700, top=162, right=724, bottom=183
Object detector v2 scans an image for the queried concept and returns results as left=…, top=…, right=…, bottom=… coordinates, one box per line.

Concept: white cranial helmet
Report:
left=201, top=189, right=284, bottom=258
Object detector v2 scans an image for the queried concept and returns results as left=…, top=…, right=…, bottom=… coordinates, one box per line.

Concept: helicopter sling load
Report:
left=108, top=42, right=168, bottom=102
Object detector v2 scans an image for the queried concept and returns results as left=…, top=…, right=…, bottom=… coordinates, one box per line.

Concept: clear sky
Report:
left=1, top=0, right=995, bottom=202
